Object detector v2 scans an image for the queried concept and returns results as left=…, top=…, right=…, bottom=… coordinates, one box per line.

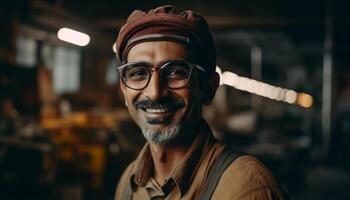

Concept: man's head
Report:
left=115, top=5, right=219, bottom=145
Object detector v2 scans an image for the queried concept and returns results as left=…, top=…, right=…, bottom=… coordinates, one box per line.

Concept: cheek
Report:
left=122, top=89, right=140, bottom=111
left=124, top=92, right=142, bottom=124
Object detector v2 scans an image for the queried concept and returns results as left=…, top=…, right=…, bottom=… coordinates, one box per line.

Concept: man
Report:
left=114, top=5, right=287, bottom=200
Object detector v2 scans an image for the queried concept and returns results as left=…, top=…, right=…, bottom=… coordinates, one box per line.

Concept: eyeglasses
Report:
left=117, top=60, right=206, bottom=90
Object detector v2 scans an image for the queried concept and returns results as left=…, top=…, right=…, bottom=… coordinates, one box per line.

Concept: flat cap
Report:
left=115, top=5, right=217, bottom=73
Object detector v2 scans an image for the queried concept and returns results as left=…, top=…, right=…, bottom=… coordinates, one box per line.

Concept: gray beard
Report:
left=141, top=125, right=182, bottom=145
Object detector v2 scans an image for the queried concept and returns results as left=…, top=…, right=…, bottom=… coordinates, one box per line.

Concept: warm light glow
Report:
left=216, top=66, right=222, bottom=74
left=216, top=66, right=313, bottom=108
left=215, top=66, right=313, bottom=108
left=112, top=42, right=117, bottom=53
left=222, top=71, right=238, bottom=86
left=285, top=90, right=297, bottom=104
left=297, top=93, right=313, bottom=108
left=276, top=88, right=285, bottom=101
left=57, top=28, right=90, bottom=46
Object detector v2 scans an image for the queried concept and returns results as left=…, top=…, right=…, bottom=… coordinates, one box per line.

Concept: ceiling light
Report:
left=57, top=28, right=90, bottom=46
left=297, top=93, right=313, bottom=108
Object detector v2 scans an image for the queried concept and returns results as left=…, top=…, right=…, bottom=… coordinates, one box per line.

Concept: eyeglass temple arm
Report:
left=195, top=64, right=206, bottom=72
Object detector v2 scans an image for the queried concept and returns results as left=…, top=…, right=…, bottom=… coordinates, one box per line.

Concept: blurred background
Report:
left=0, top=0, right=349, bottom=199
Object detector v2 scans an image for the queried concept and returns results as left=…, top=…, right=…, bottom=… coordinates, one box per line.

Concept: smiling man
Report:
left=114, top=5, right=287, bottom=200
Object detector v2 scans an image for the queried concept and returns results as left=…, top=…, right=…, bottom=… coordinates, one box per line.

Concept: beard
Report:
left=141, top=124, right=182, bottom=145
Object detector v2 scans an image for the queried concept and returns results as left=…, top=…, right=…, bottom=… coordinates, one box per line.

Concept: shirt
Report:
left=114, top=121, right=287, bottom=200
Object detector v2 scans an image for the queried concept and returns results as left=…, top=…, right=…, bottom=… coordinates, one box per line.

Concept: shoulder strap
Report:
left=198, top=148, right=244, bottom=200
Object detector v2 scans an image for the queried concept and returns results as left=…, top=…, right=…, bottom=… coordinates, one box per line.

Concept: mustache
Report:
left=134, top=98, right=185, bottom=110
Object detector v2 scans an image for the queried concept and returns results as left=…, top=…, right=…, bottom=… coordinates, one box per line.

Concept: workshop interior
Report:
left=0, top=0, right=349, bottom=199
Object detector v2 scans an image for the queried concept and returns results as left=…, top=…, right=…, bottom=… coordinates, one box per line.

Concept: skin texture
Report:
left=120, top=41, right=219, bottom=184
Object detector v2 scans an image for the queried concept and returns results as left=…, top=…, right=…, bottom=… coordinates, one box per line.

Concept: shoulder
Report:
left=212, top=155, right=287, bottom=200
left=114, top=161, right=136, bottom=200
left=227, top=155, right=276, bottom=183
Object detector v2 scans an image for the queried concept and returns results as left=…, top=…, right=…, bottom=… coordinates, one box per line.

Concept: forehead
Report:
left=127, top=41, right=191, bottom=63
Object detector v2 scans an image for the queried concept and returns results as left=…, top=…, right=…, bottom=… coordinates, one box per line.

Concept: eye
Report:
left=164, top=65, right=189, bottom=80
left=125, top=66, right=149, bottom=80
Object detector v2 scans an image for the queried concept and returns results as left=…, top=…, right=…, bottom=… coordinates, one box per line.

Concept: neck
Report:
left=149, top=142, right=190, bottom=185
left=149, top=120, right=203, bottom=185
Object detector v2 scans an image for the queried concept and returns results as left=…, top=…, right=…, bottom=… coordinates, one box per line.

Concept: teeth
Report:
left=145, top=108, right=169, bottom=113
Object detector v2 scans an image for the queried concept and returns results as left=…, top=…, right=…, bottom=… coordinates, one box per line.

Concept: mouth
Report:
left=134, top=99, right=185, bottom=124
left=136, top=99, right=184, bottom=113
left=140, top=106, right=176, bottom=118
left=142, top=108, right=171, bottom=113
left=139, top=107, right=174, bottom=125
left=139, top=105, right=182, bottom=125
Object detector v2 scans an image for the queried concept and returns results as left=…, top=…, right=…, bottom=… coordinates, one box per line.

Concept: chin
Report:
left=141, top=124, right=182, bottom=145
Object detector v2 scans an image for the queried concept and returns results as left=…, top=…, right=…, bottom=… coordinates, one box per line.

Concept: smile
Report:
left=144, top=108, right=171, bottom=113
left=141, top=107, right=175, bottom=125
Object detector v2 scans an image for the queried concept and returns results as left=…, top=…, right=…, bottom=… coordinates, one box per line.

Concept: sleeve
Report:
left=212, top=155, right=289, bottom=200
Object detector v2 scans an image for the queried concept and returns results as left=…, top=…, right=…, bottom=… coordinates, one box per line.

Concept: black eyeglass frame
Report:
left=117, top=60, right=206, bottom=90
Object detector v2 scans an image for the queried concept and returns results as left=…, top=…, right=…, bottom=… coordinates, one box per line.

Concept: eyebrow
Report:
left=127, top=59, right=189, bottom=68
left=158, top=59, right=188, bottom=66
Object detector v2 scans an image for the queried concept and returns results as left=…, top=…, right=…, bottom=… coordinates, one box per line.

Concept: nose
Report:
left=143, top=71, right=169, bottom=100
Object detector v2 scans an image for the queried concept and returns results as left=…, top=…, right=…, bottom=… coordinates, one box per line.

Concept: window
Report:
left=106, top=58, right=119, bottom=85
left=16, top=36, right=36, bottom=67
left=53, top=47, right=81, bottom=93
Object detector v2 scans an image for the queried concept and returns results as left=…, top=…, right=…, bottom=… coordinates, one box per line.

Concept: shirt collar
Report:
left=171, top=122, right=215, bottom=196
left=131, top=143, right=153, bottom=187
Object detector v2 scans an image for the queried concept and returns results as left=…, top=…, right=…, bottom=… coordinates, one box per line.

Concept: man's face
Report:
left=120, top=41, right=206, bottom=145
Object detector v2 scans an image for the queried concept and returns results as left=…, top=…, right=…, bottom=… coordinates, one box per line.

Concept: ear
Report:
left=119, top=80, right=128, bottom=107
left=202, top=72, right=220, bottom=105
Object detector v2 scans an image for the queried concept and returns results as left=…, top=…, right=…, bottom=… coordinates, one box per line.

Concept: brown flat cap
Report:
left=115, top=5, right=217, bottom=73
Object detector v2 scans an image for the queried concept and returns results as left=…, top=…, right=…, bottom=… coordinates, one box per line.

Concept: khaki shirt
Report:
left=115, top=121, right=286, bottom=200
